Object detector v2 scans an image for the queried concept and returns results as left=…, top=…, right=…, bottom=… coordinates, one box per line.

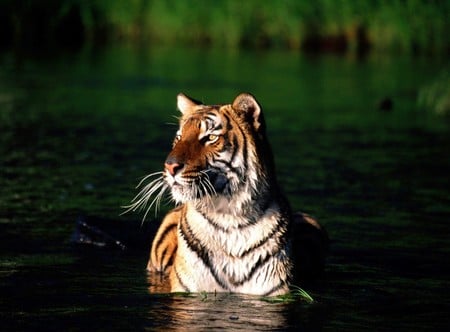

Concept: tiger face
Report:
left=164, top=93, right=270, bottom=206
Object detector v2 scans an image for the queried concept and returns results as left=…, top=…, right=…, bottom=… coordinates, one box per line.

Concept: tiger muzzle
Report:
left=164, top=155, right=184, bottom=177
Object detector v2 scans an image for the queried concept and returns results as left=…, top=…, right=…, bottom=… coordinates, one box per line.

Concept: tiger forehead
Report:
left=180, top=106, right=228, bottom=133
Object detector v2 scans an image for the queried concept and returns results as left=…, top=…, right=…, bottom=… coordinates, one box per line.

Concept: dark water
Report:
left=0, top=46, right=449, bottom=331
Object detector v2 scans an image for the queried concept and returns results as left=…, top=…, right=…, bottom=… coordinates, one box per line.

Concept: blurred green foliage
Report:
left=0, top=0, right=449, bottom=53
left=418, top=68, right=450, bottom=115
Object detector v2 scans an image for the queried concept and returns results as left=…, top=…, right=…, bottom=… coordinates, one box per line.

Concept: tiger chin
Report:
left=129, top=93, right=328, bottom=297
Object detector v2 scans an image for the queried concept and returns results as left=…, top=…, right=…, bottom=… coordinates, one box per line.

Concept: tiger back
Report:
left=132, top=93, right=328, bottom=296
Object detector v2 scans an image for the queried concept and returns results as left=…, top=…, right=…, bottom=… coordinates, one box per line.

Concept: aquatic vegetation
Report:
left=261, top=285, right=314, bottom=304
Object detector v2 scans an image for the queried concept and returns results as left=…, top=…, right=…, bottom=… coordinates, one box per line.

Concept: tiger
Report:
left=126, top=93, right=328, bottom=296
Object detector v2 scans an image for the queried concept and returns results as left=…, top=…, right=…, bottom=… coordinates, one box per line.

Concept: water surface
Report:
left=0, top=46, right=449, bottom=330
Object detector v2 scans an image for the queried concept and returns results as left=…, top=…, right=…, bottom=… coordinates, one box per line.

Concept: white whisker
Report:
left=121, top=171, right=169, bottom=222
left=130, top=181, right=164, bottom=211
left=201, top=170, right=217, bottom=196
left=197, top=171, right=216, bottom=210
left=142, top=184, right=168, bottom=224
left=203, top=173, right=217, bottom=196
left=202, top=182, right=215, bottom=210
left=135, top=171, right=163, bottom=188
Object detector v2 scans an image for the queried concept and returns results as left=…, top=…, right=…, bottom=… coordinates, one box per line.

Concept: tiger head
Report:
left=164, top=93, right=276, bottom=208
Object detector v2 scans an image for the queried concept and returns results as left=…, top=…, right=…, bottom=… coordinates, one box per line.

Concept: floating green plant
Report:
left=261, top=285, right=314, bottom=304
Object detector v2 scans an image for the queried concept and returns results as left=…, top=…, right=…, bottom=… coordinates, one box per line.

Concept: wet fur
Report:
left=128, top=93, right=328, bottom=296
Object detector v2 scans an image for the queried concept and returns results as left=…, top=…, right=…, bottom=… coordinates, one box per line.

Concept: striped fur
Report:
left=131, top=93, right=327, bottom=296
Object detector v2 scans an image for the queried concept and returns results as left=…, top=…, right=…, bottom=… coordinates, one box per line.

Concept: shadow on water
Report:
left=0, top=45, right=449, bottom=330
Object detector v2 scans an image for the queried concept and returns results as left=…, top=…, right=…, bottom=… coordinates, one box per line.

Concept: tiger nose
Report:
left=164, top=160, right=184, bottom=176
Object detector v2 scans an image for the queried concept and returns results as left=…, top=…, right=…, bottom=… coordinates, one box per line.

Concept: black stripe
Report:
left=179, top=216, right=230, bottom=291
left=204, top=118, right=212, bottom=129
left=210, top=158, right=242, bottom=179
left=161, top=243, right=177, bottom=271
left=238, top=218, right=286, bottom=257
left=160, top=247, right=168, bottom=271
left=213, top=124, right=223, bottom=131
left=205, top=111, right=218, bottom=120
left=228, top=135, right=240, bottom=166
left=224, top=109, right=248, bottom=172
left=222, top=112, right=232, bottom=130
left=236, top=123, right=248, bottom=172
left=216, top=136, right=231, bottom=154
left=262, top=280, right=288, bottom=297
left=217, top=113, right=245, bottom=176
left=198, top=210, right=229, bottom=233
left=153, top=222, right=177, bottom=255
left=229, top=253, right=272, bottom=287
left=213, top=137, right=245, bottom=179
left=173, top=265, right=190, bottom=292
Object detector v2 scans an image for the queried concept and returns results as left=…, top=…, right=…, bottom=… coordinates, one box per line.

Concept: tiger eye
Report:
left=208, top=134, right=218, bottom=141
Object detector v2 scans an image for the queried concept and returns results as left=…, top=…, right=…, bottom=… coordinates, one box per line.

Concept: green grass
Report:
left=1, top=0, right=449, bottom=53
left=261, top=285, right=314, bottom=304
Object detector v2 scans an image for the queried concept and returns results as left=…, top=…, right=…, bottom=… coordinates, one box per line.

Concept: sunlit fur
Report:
left=127, top=93, right=328, bottom=296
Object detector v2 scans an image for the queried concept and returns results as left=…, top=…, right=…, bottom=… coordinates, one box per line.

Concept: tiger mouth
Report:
left=168, top=169, right=230, bottom=201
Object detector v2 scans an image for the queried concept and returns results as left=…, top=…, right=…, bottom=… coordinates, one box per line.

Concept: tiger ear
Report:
left=232, top=93, right=263, bottom=131
left=177, top=93, right=202, bottom=114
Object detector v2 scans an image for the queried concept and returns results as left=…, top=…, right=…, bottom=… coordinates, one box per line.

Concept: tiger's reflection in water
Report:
left=144, top=284, right=292, bottom=330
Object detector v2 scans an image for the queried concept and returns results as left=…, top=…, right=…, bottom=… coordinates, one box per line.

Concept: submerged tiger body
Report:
left=129, top=93, right=328, bottom=296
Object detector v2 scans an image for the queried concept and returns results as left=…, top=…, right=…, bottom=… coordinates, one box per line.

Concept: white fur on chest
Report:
left=175, top=202, right=289, bottom=294
left=186, top=202, right=281, bottom=257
